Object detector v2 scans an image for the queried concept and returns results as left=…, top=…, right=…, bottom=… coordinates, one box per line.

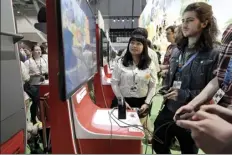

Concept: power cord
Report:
left=109, top=108, right=163, bottom=144
left=110, top=109, right=174, bottom=154
left=106, top=89, right=168, bottom=153
left=109, top=93, right=156, bottom=154
left=109, top=97, right=175, bottom=154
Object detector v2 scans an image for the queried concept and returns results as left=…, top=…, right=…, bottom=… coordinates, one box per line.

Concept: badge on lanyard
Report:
left=173, top=81, right=182, bottom=89
left=173, top=52, right=198, bottom=89
left=212, top=58, right=232, bottom=104
left=222, top=57, right=232, bottom=91
left=212, top=89, right=225, bottom=104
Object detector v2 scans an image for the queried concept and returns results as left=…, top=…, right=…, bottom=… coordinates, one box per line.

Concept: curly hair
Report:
left=177, top=2, right=219, bottom=51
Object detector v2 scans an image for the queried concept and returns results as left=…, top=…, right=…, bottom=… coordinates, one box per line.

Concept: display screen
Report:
left=100, top=29, right=108, bottom=66
left=57, top=0, right=97, bottom=100
left=106, top=42, right=116, bottom=68
left=109, top=45, right=116, bottom=62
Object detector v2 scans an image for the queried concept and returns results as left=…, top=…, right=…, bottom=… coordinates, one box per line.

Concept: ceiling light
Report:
left=122, top=19, right=125, bottom=22
left=17, top=11, right=20, bottom=14
left=132, top=19, right=135, bottom=22
left=113, top=19, right=116, bottom=22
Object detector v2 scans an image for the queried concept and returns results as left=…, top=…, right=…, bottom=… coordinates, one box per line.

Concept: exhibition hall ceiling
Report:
left=12, top=0, right=45, bottom=16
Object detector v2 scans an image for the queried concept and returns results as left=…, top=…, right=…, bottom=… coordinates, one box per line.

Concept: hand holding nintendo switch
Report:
left=174, top=104, right=196, bottom=121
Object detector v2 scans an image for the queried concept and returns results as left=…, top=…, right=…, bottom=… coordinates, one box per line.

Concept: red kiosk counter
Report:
left=46, top=0, right=144, bottom=153
left=71, top=84, right=144, bottom=154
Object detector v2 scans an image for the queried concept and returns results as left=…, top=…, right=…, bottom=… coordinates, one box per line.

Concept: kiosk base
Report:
left=78, top=139, right=142, bottom=154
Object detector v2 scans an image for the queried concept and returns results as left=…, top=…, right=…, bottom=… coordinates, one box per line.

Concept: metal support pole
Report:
left=22, top=13, right=47, bottom=41
left=14, top=5, right=47, bottom=42
left=36, top=0, right=46, bottom=6
left=131, top=0, right=135, bottom=28
left=33, top=0, right=40, bottom=13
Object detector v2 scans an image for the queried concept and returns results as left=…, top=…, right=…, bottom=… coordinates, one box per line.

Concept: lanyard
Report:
left=178, top=52, right=198, bottom=72
left=30, top=58, right=43, bottom=74
left=223, top=57, right=232, bottom=90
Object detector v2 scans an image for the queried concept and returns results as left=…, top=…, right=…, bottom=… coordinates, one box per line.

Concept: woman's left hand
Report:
left=140, top=104, right=150, bottom=113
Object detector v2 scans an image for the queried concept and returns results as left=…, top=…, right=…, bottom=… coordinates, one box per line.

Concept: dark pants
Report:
left=152, top=106, right=198, bottom=154
left=111, top=96, right=146, bottom=108
left=24, top=82, right=40, bottom=124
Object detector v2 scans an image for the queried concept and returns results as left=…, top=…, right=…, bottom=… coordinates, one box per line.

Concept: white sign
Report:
left=116, top=37, right=130, bottom=43
left=76, top=87, right=87, bottom=104
left=98, top=10, right=105, bottom=31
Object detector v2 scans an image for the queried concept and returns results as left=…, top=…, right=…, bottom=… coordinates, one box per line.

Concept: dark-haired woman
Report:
left=24, top=45, right=48, bottom=77
left=40, top=44, right=48, bottom=63
left=152, top=2, right=220, bottom=154
left=111, top=35, right=156, bottom=143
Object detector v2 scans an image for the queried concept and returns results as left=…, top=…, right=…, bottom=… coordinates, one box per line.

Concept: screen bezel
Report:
left=99, top=29, right=108, bottom=67
left=107, top=43, right=110, bottom=66
left=56, top=0, right=97, bottom=101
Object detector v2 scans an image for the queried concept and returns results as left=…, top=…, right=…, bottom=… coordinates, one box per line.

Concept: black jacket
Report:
left=163, top=47, right=219, bottom=112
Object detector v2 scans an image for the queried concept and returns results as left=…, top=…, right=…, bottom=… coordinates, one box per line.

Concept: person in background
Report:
left=152, top=2, right=219, bottom=154
left=174, top=24, right=232, bottom=119
left=167, top=24, right=184, bottom=150
left=153, top=44, right=162, bottom=85
left=159, top=25, right=176, bottom=81
left=24, top=47, right=32, bottom=60
left=111, top=35, right=156, bottom=144
left=117, top=49, right=125, bottom=57
left=24, top=45, right=48, bottom=79
left=153, top=44, right=161, bottom=65
left=41, top=42, right=48, bottom=49
left=40, top=45, right=48, bottom=63
left=20, top=61, right=40, bottom=125
left=174, top=24, right=183, bottom=44
left=176, top=104, right=232, bottom=154
left=113, top=49, right=127, bottom=69
left=19, top=48, right=27, bottom=62
left=19, top=44, right=31, bottom=62
left=147, top=39, right=160, bottom=85
left=114, top=49, right=125, bottom=63
left=19, top=49, right=26, bottom=62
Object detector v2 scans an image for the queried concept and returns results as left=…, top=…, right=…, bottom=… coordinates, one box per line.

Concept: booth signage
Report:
left=116, top=37, right=130, bottom=43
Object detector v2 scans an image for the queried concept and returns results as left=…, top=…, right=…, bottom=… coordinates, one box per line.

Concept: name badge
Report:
left=212, top=89, right=225, bottom=104
left=145, top=74, right=151, bottom=80
left=173, top=81, right=182, bottom=89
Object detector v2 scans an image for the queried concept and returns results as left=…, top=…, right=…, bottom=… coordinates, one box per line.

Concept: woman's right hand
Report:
left=174, top=104, right=196, bottom=121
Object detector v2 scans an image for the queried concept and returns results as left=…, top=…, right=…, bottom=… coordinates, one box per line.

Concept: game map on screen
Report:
left=60, top=0, right=97, bottom=98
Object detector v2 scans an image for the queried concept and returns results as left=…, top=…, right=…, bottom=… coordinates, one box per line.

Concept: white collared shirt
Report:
left=42, top=54, right=48, bottom=63
left=20, top=61, right=30, bottom=82
left=111, top=59, right=156, bottom=104
left=24, top=57, right=48, bottom=76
